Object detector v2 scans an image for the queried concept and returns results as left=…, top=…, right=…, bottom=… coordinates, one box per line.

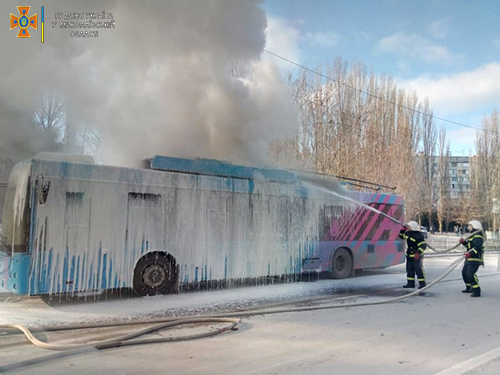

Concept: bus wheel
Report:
left=133, top=252, right=177, bottom=296
left=331, top=248, right=352, bottom=279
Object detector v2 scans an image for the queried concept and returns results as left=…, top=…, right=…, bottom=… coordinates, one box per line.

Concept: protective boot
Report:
left=403, top=282, right=415, bottom=288
left=462, top=286, right=472, bottom=293
left=471, top=288, right=481, bottom=297
left=418, top=282, right=426, bottom=289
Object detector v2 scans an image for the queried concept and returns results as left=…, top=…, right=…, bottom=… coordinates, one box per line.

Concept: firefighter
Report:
left=399, top=221, right=427, bottom=289
left=459, top=220, right=484, bottom=298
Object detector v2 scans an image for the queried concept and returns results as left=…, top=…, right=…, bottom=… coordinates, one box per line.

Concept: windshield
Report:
left=0, top=161, right=31, bottom=255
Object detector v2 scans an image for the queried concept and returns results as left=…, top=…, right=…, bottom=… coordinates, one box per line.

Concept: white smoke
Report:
left=1, top=0, right=298, bottom=167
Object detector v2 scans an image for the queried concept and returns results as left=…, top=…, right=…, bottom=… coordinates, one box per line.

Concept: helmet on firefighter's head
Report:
left=468, top=220, right=483, bottom=230
left=406, top=221, right=420, bottom=231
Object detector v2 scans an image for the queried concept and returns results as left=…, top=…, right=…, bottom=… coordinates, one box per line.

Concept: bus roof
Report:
left=34, top=152, right=95, bottom=164
left=149, top=155, right=297, bottom=183
left=25, top=154, right=401, bottom=203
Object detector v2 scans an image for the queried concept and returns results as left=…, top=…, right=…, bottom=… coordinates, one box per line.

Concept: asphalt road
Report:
left=1, top=254, right=500, bottom=375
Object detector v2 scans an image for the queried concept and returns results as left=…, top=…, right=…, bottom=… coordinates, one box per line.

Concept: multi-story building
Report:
left=433, top=155, right=471, bottom=199
left=448, top=156, right=471, bottom=198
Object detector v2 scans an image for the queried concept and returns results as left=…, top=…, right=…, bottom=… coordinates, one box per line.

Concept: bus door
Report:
left=32, top=190, right=92, bottom=295
left=125, top=193, right=165, bottom=279
left=0, top=162, right=32, bottom=294
left=61, top=191, right=91, bottom=294
left=204, top=195, right=227, bottom=282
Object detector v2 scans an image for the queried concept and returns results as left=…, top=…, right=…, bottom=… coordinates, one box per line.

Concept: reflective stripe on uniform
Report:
left=417, top=241, right=426, bottom=252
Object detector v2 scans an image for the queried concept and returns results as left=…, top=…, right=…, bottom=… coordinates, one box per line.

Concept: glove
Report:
left=464, top=252, right=471, bottom=258
left=414, top=252, right=421, bottom=260
left=400, top=226, right=408, bottom=233
left=459, top=238, right=465, bottom=244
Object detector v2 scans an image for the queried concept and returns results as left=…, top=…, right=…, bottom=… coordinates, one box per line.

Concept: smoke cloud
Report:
left=1, top=0, right=298, bottom=167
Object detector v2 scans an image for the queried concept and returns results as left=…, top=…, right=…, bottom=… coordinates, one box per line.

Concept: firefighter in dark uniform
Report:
left=399, top=221, right=427, bottom=289
left=459, top=220, right=484, bottom=298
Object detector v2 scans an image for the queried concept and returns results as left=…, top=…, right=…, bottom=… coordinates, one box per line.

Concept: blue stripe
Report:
left=387, top=195, right=397, bottom=204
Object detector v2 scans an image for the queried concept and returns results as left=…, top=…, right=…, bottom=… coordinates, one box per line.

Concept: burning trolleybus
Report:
left=0, top=153, right=405, bottom=297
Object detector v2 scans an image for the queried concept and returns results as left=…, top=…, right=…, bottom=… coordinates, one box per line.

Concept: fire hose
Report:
left=0, top=256, right=467, bottom=373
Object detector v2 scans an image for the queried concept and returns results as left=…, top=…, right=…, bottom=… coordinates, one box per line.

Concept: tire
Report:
left=133, top=252, right=177, bottom=296
left=330, top=248, right=353, bottom=279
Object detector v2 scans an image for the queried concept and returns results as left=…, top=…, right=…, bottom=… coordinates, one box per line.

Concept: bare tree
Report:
left=471, top=109, right=500, bottom=231
left=269, top=57, right=434, bottom=222
left=34, top=91, right=66, bottom=143
left=77, top=124, right=101, bottom=156
left=414, top=99, right=437, bottom=228
left=436, top=126, right=450, bottom=233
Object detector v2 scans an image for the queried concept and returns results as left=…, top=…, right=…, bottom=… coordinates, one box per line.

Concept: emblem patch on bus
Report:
left=10, top=6, right=38, bottom=38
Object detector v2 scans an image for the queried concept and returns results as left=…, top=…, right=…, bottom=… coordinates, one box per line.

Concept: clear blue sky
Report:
left=262, top=0, right=500, bottom=156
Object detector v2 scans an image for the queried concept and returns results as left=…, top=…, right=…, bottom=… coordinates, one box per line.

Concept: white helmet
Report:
left=406, top=221, right=420, bottom=231
left=468, top=220, right=483, bottom=230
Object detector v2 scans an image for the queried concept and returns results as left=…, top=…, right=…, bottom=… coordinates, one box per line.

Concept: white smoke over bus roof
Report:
left=0, top=0, right=298, bottom=167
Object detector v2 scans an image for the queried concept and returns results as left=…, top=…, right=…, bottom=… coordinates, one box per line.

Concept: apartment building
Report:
left=448, top=156, right=471, bottom=198
left=433, top=155, right=471, bottom=199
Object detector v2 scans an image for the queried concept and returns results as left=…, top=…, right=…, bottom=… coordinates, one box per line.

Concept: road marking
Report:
left=434, top=346, right=500, bottom=375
